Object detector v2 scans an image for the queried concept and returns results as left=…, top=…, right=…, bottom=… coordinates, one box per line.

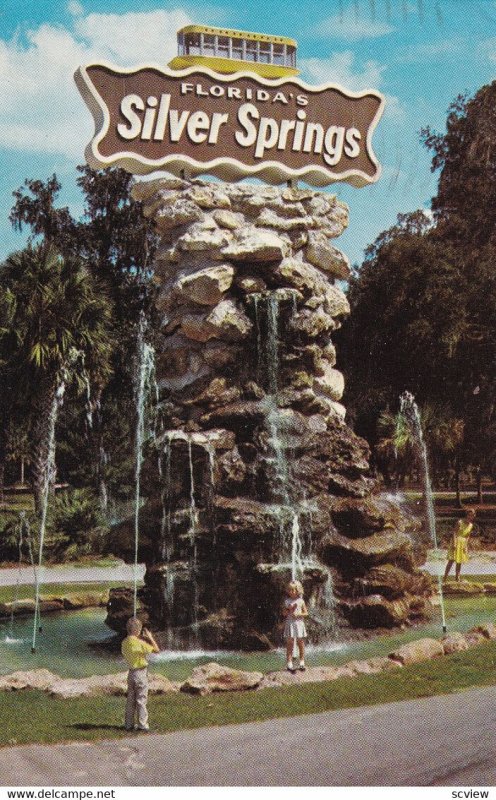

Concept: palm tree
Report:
left=0, top=244, right=114, bottom=514
left=376, top=404, right=464, bottom=492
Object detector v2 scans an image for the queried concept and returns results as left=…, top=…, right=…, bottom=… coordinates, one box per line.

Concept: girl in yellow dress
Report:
left=443, top=508, right=476, bottom=582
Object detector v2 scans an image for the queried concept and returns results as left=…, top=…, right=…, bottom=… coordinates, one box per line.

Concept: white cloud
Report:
left=299, top=51, right=385, bottom=92
left=479, top=35, right=496, bottom=64
left=67, top=1, right=84, bottom=15
left=0, top=9, right=192, bottom=159
left=312, top=14, right=394, bottom=41
left=395, top=37, right=464, bottom=64
left=74, top=10, right=190, bottom=65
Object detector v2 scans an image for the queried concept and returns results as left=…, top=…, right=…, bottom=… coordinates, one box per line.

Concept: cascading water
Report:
left=400, top=391, right=447, bottom=632
left=133, top=314, right=158, bottom=616
left=157, top=431, right=218, bottom=645
left=32, top=380, right=65, bottom=653
left=252, top=292, right=338, bottom=633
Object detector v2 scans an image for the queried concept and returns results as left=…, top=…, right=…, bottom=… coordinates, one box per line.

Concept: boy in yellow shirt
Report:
left=121, top=617, right=160, bottom=732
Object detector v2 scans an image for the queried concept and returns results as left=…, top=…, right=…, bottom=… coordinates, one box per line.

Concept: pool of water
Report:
left=3, top=595, right=496, bottom=683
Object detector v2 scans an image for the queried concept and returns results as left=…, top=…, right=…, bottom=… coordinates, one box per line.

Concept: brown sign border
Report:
left=74, top=62, right=385, bottom=188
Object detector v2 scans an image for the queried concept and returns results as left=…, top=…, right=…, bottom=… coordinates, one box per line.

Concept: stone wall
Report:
left=106, top=177, right=430, bottom=650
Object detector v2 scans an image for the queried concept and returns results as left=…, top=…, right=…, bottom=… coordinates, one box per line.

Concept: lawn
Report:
left=2, top=640, right=496, bottom=747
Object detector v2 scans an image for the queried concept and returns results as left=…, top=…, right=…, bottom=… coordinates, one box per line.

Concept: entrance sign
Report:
left=75, top=64, right=384, bottom=187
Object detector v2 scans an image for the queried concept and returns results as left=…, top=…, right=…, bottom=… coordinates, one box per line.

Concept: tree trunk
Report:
left=455, top=458, right=462, bottom=508
left=20, top=458, right=25, bottom=485
left=31, top=378, right=59, bottom=516
left=476, top=466, right=483, bottom=505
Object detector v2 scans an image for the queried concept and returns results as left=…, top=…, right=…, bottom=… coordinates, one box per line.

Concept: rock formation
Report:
left=106, top=177, right=431, bottom=649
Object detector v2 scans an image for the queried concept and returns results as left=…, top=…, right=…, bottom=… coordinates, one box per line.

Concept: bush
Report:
left=46, top=488, right=109, bottom=561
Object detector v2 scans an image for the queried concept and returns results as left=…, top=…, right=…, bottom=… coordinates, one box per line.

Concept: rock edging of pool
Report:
left=0, top=591, right=109, bottom=617
left=2, top=623, right=496, bottom=697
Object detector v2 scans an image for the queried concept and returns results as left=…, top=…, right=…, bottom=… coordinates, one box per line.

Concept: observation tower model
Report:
left=168, top=24, right=299, bottom=79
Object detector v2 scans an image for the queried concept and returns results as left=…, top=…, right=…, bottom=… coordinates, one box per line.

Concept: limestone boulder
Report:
left=154, top=199, right=204, bottom=231
left=185, top=185, right=231, bottom=209
left=291, top=306, right=336, bottom=338
left=235, top=275, right=267, bottom=294
left=313, top=365, right=345, bottom=401
left=354, top=564, right=432, bottom=600
left=177, top=225, right=232, bottom=252
left=469, top=623, right=496, bottom=640
left=0, top=669, right=58, bottom=691
left=305, top=231, right=351, bottom=280
left=48, top=672, right=177, bottom=699
left=132, top=177, right=188, bottom=204
left=341, top=595, right=414, bottom=627
left=175, top=265, right=235, bottom=306
left=180, top=300, right=251, bottom=343
left=389, top=638, right=444, bottom=665
left=181, top=662, right=263, bottom=695
left=259, top=664, right=354, bottom=689
left=187, top=377, right=240, bottom=408
left=441, top=632, right=469, bottom=655
left=442, top=581, right=484, bottom=596
left=206, top=299, right=252, bottom=341
left=319, top=528, right=413, bottom=570
left=343, top=656, right=402, bottom=675
left=221, top=229, right=289, bottom=262
left=62, top=592, right=108, bottom=609
left=464, top=631, right=488, bottom=648
left=213, top=209, right=241, bottom=229
left=256, top=208, right=316, bottom=231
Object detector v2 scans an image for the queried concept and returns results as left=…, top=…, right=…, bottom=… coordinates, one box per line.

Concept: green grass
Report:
left=3, top=641, right=496, bottom=747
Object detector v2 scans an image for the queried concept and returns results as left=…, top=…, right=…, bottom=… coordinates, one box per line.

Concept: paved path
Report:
left=1, top=685, right=495, bottom=786
left=1, top=555, right=494, bottom=587
left=423, top=553, right=496, bottom=575
left=0, top=564, right=145, bottom=587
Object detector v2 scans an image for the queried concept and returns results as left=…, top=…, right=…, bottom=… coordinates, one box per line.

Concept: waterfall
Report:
left=400, top=390, right=447, bottom=632
left=158, top=431, right=218, bottom=644
left=133, top=315, right=157, bottom=617
left=32, top=380, right=65, bottom=653
left=290, top=510, right=304, bottom=580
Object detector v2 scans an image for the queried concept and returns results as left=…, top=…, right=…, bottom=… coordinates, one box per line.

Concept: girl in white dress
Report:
left=283, top=580, right=308, bottom=672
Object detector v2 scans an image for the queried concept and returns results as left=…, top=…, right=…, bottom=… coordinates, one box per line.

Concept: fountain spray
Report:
left=400, top=391, right=447, bottom=633
left=133, top=312, right=157, bottom=617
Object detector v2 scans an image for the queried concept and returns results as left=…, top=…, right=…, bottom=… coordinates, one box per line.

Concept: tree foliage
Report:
left=339, top=80, right=496, bottom=486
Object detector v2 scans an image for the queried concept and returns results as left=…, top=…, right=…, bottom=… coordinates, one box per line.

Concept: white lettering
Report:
left=277, top=119, right=296, bottom=150
left=255, top=116, right=279, bottom=158
left=323, top=126, right=345, bottom=166
left=292, top=109, right=307, bottom=151
left=303, top=122, right=324, bottom=154
left=169, top=109, right=190, bottom=142
left=227, top=87, right=242, bottom=100
left=272, top=92, right=288, bottom=104
left=141, top=96, right=158, bottom=140
left=187, top=110, right=210, bottom=144
left=296, top=95, right=309, bottom=106
left=153, top=94, right=171, bottom=140
left=208, top=113, right=229, bottom=144
left=235, top=103, right=259, bottom=147
left=210, top=85, right=225, bottom=97
left=344, top=127, right=361, bottom=158
left=180, top=83, right=194, bottom=95
left=117, top=94, right=144, bottom=140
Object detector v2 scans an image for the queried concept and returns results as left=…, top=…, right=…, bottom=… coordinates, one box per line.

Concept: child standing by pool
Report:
left=121, top=617, right=160, bottom=732
left=283, top=580, right=308, bottom=673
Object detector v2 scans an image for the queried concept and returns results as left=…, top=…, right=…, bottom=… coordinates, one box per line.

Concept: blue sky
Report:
left=1, top=0, right=496, bottom=265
